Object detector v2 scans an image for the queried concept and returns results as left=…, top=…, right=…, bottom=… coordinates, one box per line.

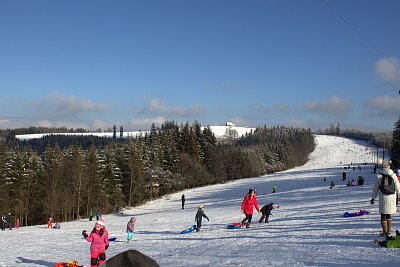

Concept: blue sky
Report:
left=1, top=0, right=399, bottom=131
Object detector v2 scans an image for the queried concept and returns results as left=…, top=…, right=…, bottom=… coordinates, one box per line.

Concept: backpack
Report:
left=379, top=173, right=396, bottom=195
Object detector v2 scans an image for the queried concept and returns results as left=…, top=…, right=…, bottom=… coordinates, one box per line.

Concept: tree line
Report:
left=0, top=121, right=314, bottom=227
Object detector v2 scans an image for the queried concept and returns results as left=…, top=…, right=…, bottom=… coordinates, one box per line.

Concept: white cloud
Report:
left=302, top=96, right=352, bottom=115
left=374, top=57, right=400, bottom=84
left=274, top=104, right=292, bottom=113
left=364, top=95, right=400, bottom=116
left=33, top=92, right=110, bottom=115
left=142, top=98, right=203, bottom=116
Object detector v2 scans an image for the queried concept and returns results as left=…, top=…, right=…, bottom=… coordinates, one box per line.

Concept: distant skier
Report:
left=82, top=218, right=109, bottom=267
left=96, top=212, right=101, bottom=221
left=195, top=205, right=209, bottom=232
left=330, top=181, right=335, bottom=189
left=241, top=189, right=260, bottom=228
left=272, top=184, right=277, bottom=193
left=127, top=216, right=136, bottom=242
left=259, top=203, right=279, bottom=223
left=342, top=171, right=347, bottom=181
left=181, top=194, right=185, bottom=210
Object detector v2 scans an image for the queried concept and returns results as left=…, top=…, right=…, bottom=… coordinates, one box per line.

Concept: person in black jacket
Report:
left=1, top=214, right=6, bottom=230
left=259, top=203, right=279, bottom=223
left=181, top=194, right=185, bottom=209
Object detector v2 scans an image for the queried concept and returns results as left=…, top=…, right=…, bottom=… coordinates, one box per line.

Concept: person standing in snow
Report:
left=1, top=214, right=6, bottom=230
left=272, top=184, right=277, bottom=193
left=259, top=203, right=279, bottom=223
left=47, top=216, right=53, bottom=228
left=370, top=159, right=400, bottom=237
left=127, top=216, right=136, bottom=242
left=241, top=189, right=260, bottom=228
left=195, top=205, right=209, bottom=232
left=89, top=210, right=93, bottom=221
left=82, top=218, right=109, bottom=267
left=181, top=194, right=185, bottom=209
left=96, top=212, right=101, bottom=221
left=8, top=213, right=11, bottom=230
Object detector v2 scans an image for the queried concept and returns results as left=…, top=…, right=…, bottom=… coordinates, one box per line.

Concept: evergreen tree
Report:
left=391, top=117, right=400, bottom=167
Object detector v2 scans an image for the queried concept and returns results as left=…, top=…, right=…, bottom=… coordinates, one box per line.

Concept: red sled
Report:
left=54, top=260, right=83, bottom=267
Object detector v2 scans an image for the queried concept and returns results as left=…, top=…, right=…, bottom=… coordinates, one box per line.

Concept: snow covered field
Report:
left=1, top=135, right=399, bottom=267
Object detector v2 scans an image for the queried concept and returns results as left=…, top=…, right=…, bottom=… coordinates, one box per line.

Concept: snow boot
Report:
left=246, top=223, right=251, bottom=228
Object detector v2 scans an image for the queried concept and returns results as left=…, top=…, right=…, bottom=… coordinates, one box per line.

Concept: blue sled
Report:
left=180, top=225, right=197, bottom=234
left=343, top=209, right=369, bottom=217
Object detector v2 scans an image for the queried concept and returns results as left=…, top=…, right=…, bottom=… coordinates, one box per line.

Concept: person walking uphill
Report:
left=241, top=189, right=260, bottom=228
left=195, top=205, right=209, bottom=232
left=370, top=159, right=400, bottom=237
left=82, top=218, right=109, bottom=267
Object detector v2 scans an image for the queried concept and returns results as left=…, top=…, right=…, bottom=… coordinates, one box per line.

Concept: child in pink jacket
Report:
left=82, top=218, right=109, bottom=267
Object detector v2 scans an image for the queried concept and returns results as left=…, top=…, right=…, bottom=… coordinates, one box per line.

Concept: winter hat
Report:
left=379, top=159, right=390, bottom=168
left=96, top=218, right=105, bottom=227
left=199, top=204, right=204, bottom=209
left=248, top=189, right=254, bottom=194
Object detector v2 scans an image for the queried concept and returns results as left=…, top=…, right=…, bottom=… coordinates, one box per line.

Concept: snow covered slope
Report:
left=1, top=135, right=398, bottom=267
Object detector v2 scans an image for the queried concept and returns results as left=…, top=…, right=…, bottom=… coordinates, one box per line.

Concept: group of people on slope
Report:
left=241, top=188, right=279, bottom=228
left=186, top=187, right=279, bottom=232
left=371, top=159, right=400, bottom=248
left=1, top=213, right=18, bottom=230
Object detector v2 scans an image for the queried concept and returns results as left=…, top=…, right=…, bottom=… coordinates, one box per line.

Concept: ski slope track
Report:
left=1, top=135, right=399, bottom=266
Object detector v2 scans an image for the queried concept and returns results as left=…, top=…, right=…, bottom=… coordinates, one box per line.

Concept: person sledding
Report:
left=259, top=203, right=279, bottom=223
left=195, top=205, right=209, bottom=232
left=241, top=189, right=260, bottom=228
left=82, top=218, right=109, bottom=267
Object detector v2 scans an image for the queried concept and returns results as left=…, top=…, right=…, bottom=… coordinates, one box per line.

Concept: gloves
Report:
left=207, top=218, right=210, bottom=221
left=370, top=199, right=375, bottom=205
left=105, top=244, right=109, bottom=250
left=82, top=230, right=88, bottom=238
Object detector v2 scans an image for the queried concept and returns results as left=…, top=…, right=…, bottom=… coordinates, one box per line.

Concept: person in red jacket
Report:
left=82, top=218, right=109, bottom=267
left=241, top=189, right=260, bottom=228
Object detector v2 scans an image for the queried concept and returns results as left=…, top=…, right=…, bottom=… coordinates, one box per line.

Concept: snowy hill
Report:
left=15, top=125, right=255, bottom=140
left=1, top=135, right=399, bottom=267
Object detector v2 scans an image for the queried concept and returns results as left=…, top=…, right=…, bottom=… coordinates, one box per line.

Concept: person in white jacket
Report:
left=371, top=159, right=400, bottom=237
